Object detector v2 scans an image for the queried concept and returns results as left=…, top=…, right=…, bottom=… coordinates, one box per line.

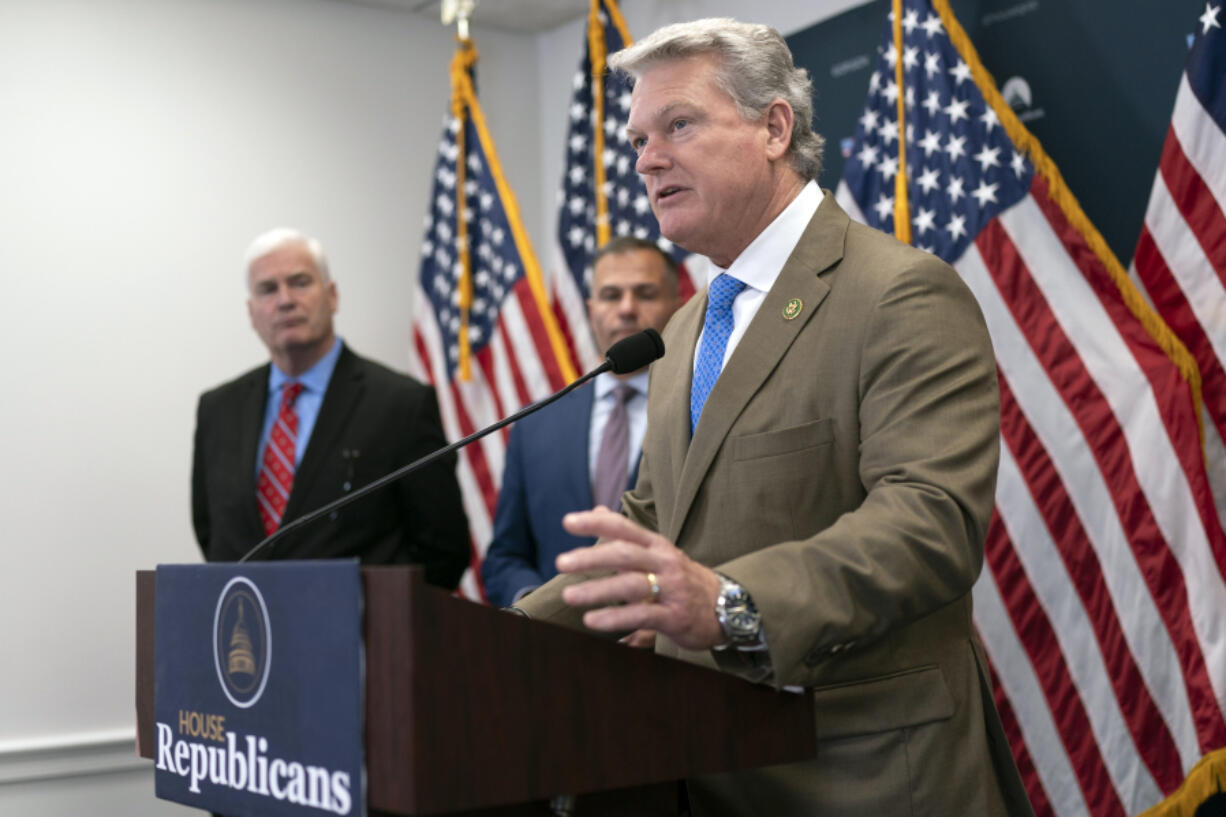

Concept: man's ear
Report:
left=764, top=98, right=795, bottom=161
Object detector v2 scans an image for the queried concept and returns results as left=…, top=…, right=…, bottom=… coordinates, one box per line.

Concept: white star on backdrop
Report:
left=1201, top=3, right=1221, bottom=33
left=973, top=145, right=1001, bottom=172
left=919, top=129, right=943, bottom=156
left=874, top=193, right=895, bottom=220
left=924, top=51, right=941, bottom=79
left=949, top=59, right=972, bottom=85
left=923, top=90, right=942, bottom=117
left=971, top=180, right=1000, bottom=207
left=945, top=97, right=970, bottom=123
left=945, top=134, right=967, bottom=162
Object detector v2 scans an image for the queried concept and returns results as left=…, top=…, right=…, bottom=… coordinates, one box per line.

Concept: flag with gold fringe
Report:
left=1136, top=746, right=1226, bottom=816
left=549, top=0, right=699, bottom=372
left=836, top=1, right=1226, bottom=814
left=408, top=38, right=577, bottom=601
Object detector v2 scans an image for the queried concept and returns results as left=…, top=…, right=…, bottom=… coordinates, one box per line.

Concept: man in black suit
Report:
left=191, top=228, right=469, bottom=589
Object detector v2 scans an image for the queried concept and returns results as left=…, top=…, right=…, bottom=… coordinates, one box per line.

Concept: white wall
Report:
left=0, top=0, right=859, bottom=813
left=0, top=1, right=538, bottom=813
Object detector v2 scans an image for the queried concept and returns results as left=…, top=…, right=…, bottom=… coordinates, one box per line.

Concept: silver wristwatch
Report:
left=715, top=573, right=762, bottom=646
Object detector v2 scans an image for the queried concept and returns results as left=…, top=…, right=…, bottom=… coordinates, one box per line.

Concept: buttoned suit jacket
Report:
left=481, top=382, right=640, bottom=608
left=517, top=195, right=1034, bottom=816
left=192, top=344, right=470, bottom=589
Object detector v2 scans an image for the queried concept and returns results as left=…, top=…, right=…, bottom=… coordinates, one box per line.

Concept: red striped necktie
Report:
left=256, top=381, right=305, bottom=536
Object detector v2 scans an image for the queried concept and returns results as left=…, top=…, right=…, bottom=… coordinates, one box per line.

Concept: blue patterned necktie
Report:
left=691, top=274, right=747, bottom=433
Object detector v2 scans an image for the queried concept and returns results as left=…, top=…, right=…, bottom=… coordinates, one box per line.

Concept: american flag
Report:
left=550, top=0, right=699, bottom=372
left=408, top=41, right=577, bottom=600
left=1133, top=5, right=1226, bottom=535
left=836, top=1, right=1226, bottom=814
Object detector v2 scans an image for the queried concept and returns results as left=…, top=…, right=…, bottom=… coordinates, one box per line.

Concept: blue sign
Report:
left=154, top=561, right=365, bottom=817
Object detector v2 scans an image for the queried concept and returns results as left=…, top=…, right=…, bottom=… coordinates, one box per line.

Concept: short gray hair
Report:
left=243, top=227, right=331, bottom=284
left=609, top=18, right=823, bottom=181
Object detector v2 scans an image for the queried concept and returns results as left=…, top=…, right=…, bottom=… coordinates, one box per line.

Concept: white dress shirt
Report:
left=695, top=182, right=824, bottom=370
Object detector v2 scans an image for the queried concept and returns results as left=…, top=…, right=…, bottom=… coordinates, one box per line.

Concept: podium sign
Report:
left=153, top=561, right=365, bottom=817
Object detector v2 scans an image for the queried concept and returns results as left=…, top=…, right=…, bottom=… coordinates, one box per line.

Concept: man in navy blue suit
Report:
left=481, top=237, right=681, bottom=606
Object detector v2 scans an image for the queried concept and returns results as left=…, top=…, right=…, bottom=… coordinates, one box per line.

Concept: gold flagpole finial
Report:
left=442, top=0, right=476, bottom=41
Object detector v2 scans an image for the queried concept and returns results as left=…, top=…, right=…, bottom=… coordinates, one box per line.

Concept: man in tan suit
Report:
left=516, top=18, right=1034, bottom=816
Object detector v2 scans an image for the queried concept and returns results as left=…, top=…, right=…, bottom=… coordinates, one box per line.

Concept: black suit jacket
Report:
left=191, top=344, right=470, bottom=589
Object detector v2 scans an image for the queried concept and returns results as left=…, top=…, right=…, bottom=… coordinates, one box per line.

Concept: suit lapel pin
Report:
left=782, top=298, right=803, bottom=320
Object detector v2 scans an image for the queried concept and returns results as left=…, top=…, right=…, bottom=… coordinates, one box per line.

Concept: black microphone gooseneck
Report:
left=237, top=328, right=665, bottom=563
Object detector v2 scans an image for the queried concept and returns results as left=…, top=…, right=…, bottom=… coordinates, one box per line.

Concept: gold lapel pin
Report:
left=782, top=298, right=803, bottom=320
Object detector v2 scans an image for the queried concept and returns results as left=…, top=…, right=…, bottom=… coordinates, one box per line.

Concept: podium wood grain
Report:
left=136, top=567, right=814, bottom=815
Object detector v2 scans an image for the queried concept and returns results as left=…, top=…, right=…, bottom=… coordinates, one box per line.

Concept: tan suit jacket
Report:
left=518, top=195, right=1033, bottom=816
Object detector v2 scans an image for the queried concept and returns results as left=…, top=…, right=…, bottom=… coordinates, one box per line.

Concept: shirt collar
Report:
left=707, top=181, right=823, bottom=293
left=268, top=337, right=344, bottom=396
left=594, top=369, right=649, bottom=401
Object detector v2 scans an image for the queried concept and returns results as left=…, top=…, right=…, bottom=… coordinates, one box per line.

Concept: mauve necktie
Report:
left=592, top=383, right=635, bottom=511
left=691, top=274, right=747, bottom=433
left=256, top=382, right=304, bottom=535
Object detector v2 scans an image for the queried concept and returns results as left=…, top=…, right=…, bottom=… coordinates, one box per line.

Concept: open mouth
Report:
left=656, top=185, right=685, bottom=203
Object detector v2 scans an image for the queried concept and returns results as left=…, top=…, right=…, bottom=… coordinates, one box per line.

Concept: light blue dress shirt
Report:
left=255, top=338, right=344, bottom=478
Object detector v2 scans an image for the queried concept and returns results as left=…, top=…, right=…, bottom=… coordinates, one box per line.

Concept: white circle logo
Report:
left=213, top=577, right=272, bottom=709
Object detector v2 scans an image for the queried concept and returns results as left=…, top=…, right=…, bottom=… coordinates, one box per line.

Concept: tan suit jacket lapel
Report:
left=658, top=296, right=702, bottom=527
left=666, top=196, right=849, bottom=544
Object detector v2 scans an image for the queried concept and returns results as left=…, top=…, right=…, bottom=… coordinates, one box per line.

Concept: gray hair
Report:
left=609, top=18, right=824, bottom=181
left=243, top=227, right=331, bottom=284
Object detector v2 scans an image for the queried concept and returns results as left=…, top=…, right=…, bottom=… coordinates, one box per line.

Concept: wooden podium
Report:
left=136, top=567, right=815, bottom=815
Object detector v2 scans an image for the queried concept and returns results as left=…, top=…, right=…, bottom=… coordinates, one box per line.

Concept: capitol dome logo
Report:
left=213, top=577, right=271, bottom=709
left=1002, top=76, right=1032, bottom=110
left=1001, top=76, right=1045, bottom=123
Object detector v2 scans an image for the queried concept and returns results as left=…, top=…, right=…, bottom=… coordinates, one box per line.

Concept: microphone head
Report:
left=605, top=328, right=665, bottom=374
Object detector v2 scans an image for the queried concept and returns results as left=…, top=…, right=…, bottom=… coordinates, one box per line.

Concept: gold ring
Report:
left=645, top=572, right=661, bottom=603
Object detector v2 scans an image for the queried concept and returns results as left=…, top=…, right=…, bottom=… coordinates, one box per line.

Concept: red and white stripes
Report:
left=958, top=178, right=1226, bottom=814
left=1134, top=71, right=1226, bottom=521
left=408, top=275, right=569, bottom=601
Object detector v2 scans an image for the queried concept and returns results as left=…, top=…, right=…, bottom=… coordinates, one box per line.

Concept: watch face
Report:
left=717, top=575, right=760, bottom=643
left=729, top=610, right=757, bottom=633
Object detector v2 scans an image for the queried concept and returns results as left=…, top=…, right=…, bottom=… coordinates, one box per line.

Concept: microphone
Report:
left=605, top=326, right=664, bottom=374
left=238, top=328, right=665, bottom=563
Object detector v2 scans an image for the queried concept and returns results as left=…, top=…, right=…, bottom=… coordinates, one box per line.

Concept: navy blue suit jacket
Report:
left=481, top=381, right=638, bottom=607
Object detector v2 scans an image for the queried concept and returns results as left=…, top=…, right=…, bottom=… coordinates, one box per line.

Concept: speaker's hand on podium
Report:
left=619, top=628, right=657, bottom=649
left=557, top=507, right=724, bottom=650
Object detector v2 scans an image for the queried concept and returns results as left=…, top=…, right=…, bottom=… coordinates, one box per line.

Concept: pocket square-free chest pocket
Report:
left=731, top=418, right=834, bottom=461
